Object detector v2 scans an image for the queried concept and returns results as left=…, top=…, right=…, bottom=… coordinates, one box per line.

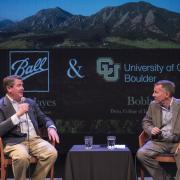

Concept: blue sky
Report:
left=0, top=0, right=180, bottom=21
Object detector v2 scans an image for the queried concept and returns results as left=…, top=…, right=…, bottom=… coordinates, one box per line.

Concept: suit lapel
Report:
left=171, top=99, right=180, bottom=131
left=26, top=100, right=38, bottom=130
left=154, top=103, right=162, bottom=128
left=3, top=96, right=16, bottom=118
left=28, top=108, right=34, bottom=124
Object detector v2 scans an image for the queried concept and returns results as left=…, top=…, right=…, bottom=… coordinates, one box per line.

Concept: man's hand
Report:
left=151, top=127, right=161, bottom=135
left=16, top=103, right=29, bottom=117
left=48, top=128, right=60, bottom=144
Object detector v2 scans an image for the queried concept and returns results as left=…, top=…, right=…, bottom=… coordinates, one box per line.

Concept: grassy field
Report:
left=0, top=33, right=180, bottom=49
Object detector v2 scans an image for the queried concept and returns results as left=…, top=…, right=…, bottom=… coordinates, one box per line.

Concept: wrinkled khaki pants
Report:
left=4, top=137, right=57, bottom=180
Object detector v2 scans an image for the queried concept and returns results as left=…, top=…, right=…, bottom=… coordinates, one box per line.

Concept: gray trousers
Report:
left=137, top=140, right=180, bottom=180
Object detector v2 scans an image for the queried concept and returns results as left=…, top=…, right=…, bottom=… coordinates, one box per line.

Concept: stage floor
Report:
left=7, top=178, right=154, bottom=180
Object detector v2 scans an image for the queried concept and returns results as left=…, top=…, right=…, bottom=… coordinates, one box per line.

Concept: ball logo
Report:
left=96, top=57, right=120, bottom=82
left=9, top=51, right=49, bottom=92
left=11, top=57, right=48, bottom=80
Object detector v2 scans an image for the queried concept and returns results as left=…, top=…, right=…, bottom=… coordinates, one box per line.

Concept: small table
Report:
left=64, top=145, right=137, bottom=180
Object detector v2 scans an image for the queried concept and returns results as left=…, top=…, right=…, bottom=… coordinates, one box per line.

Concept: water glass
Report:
left=84, top=136, right=93, bottom=149
left=107, top=136, right=116, bottom=149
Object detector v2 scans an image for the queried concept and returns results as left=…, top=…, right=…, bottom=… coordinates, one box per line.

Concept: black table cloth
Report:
left=64, top=145, right=137, bottom=180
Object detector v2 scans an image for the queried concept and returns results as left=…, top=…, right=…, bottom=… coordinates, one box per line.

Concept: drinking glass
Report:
left=107, top=136, right=116, bottom=149
left=84, top=136, right=93, bottom=149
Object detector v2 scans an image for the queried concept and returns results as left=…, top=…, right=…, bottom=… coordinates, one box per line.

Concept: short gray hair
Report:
left=155, top=80, right=175, bottom=97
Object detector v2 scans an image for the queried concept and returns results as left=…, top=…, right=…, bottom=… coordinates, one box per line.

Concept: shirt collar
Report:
left=161, top=97, right=173, bottom=111
left=6, top=94, right=22, bottom=104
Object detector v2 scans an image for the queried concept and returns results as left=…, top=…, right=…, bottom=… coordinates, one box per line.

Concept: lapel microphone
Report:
left=21, top=97, right=26, bottom=103
left=21, top=97, right=30, bottom=114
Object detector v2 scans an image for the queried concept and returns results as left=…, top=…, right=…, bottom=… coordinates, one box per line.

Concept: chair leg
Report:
left=1, top=165, right=6, bottom=180
left=50, top=164, right=54, bottom=180
left=140, top=168, right=144, bottom=180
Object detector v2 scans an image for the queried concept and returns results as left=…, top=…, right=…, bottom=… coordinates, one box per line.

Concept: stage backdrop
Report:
left=0, top=0, right=180, bottom=153
left=0, top=49, right=180, bottom=137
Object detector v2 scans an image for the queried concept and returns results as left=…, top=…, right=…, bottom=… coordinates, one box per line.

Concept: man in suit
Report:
left=0, top=75, right=59, bottom=180
left=137, top=80, right=180, bottom=180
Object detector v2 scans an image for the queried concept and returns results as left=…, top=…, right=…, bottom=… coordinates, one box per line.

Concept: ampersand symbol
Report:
left=67, top=58, right=85, bottom=79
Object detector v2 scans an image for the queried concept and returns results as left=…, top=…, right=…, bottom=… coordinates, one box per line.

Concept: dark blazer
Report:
left=142, top=98, right=180, bottom=141
left=0, top=96, right=55, bottom=145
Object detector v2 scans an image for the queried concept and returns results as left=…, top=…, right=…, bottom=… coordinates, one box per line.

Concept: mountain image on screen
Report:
left=0, top=1, right=180, bottom=49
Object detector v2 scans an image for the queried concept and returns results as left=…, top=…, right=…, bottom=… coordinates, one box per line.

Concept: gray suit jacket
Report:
left=0, top=96, right=55, bottom=145
left=142, top=98, right=180, bottom=142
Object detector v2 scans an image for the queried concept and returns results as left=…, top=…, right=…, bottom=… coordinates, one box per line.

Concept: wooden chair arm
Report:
left=0, top=137, right=6, bottom=165
left=0, top=137, right=4, bottom=153
left=139, top=131, right=149, bottom=147
left=0, top=137, right=3, bottom=151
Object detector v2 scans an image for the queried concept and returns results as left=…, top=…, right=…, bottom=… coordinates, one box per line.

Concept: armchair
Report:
left=0, top=133, right=55, bottom=180
left=138, top=131, right=175, bottom=180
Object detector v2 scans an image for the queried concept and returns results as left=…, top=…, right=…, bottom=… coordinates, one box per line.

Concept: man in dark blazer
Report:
left=137, top=80, right=180, bottom=180
left=0, top=75, right=59, bottom=180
